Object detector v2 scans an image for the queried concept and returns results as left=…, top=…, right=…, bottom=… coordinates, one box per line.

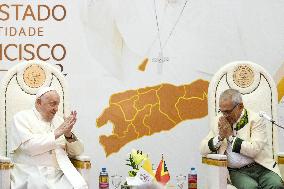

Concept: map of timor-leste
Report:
left=96, top=79, right=209, bottom=156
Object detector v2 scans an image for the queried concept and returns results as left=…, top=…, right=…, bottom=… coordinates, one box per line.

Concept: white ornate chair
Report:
left=202, top=61, right=284, bottom=189
left=0, top=61, right=91, bottom=189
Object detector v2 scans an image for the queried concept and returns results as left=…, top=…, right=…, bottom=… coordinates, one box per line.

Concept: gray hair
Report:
left=219, top=89, right=242, bottom=106
left=135, top=183, right=165, bottom=189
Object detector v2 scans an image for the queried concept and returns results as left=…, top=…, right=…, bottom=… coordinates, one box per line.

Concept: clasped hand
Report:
left=218, top=116, right=233, bottom=140
left=54, top=111, right=77, bottom=139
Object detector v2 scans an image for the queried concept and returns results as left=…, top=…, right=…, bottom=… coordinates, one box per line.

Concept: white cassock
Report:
left=10, top=108, right=88, bottom=189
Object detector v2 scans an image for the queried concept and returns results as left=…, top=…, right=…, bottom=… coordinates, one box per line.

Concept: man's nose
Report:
left=223, top=113, right=230, bottom=117
left=54, top=106, right=58, bottom=112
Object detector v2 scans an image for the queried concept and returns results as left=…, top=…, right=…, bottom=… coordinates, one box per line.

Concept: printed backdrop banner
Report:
left=1, top=0, right=284, bottom=188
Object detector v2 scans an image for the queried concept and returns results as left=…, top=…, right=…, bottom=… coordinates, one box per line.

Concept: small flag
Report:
left=155, top=155, right=170, bottom=185
left=142, top=158, right=155, bottom=177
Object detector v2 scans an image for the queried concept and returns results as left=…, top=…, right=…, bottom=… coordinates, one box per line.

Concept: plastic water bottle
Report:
left=188, top=167, right=197, bottom=189
left=99, top=167, right=109, bottom=189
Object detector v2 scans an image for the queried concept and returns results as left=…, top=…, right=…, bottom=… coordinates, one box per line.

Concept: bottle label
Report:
left=99, top=175, right=109, bottom=189
left=100, top=176, right=109, bottom=183
left=188, top=183, right=197, bottom=189
left=188, top=174, right=197, bottom=189
left=99, top=183, right=109, bottom=189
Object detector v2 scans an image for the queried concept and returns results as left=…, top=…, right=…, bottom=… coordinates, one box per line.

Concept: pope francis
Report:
left=10, top=87, right=88, bottom=189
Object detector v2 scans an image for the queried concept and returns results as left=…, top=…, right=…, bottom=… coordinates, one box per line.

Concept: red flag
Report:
left=155, top=156, right=170, bottom=185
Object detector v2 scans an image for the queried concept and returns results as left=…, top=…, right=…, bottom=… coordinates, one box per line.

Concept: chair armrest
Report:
left=277, top=152, right=284, bottom=182
left=277, top=152, right=284, bottom=164
left=202, top=154, right=227, bottom=167
left=70, top=155, right=91, bottom=169
left=0, top=156, right=13, bottom=170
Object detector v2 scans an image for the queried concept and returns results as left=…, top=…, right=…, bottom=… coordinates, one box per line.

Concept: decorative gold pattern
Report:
left=278, top=156, right=284, bottom=164
left=70, top=158, right=91, bottom=169
left=0, top=162, right=14, bottom=170
left=202, top=157, right=227, bottom=167
left=23, top=64, right=46, bottom=88
left=233, top=65, right=254, bottom=88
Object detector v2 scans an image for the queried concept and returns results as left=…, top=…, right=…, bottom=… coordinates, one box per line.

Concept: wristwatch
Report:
left=64, top=133, right=74, bottom=140
left=218, top=135, right=224, bottom=142
left=228, top=136, right=235, bottom=144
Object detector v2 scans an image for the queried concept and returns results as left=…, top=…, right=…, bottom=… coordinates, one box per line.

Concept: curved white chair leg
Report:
left=0, top=156, right=13, bottom=189
left=202, top=154, right=228, bottom=189
left=70, top=155, right=91, bottom=187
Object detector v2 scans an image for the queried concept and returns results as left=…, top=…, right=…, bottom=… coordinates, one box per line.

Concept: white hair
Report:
left=220, top=89, right=242, bottom=106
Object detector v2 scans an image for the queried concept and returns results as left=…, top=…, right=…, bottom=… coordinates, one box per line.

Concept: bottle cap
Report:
left=191, top=167, right=195, bottom=170
left=102, top=167, right=107, bottom=171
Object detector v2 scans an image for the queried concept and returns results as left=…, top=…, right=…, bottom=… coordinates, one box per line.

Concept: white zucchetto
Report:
left=36, top=86, right=57, bottom=99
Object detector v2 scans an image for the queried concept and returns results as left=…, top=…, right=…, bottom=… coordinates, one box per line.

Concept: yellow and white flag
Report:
left=126, top=157, right=155, bottom=186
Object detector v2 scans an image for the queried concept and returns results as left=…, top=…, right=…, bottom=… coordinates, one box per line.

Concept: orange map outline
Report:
left=97, top=79, right=209, bottom=156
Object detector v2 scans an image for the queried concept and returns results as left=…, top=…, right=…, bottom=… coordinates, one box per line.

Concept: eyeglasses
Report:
left=219, top=103, right=239, bottom=115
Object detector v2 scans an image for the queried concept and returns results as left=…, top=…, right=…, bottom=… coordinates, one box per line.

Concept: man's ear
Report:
left=36, top=98, right=41, bottom=105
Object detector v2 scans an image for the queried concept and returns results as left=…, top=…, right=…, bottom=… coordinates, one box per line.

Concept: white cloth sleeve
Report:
left=11, top=113, right=56, bottom=154
left=66, top=137, right=84, bottom=157
left=20, top=133, right=56, bottom=156
left=213, top=135, right=222, bottom=149
left=232, top=118, right=267, bottom=158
